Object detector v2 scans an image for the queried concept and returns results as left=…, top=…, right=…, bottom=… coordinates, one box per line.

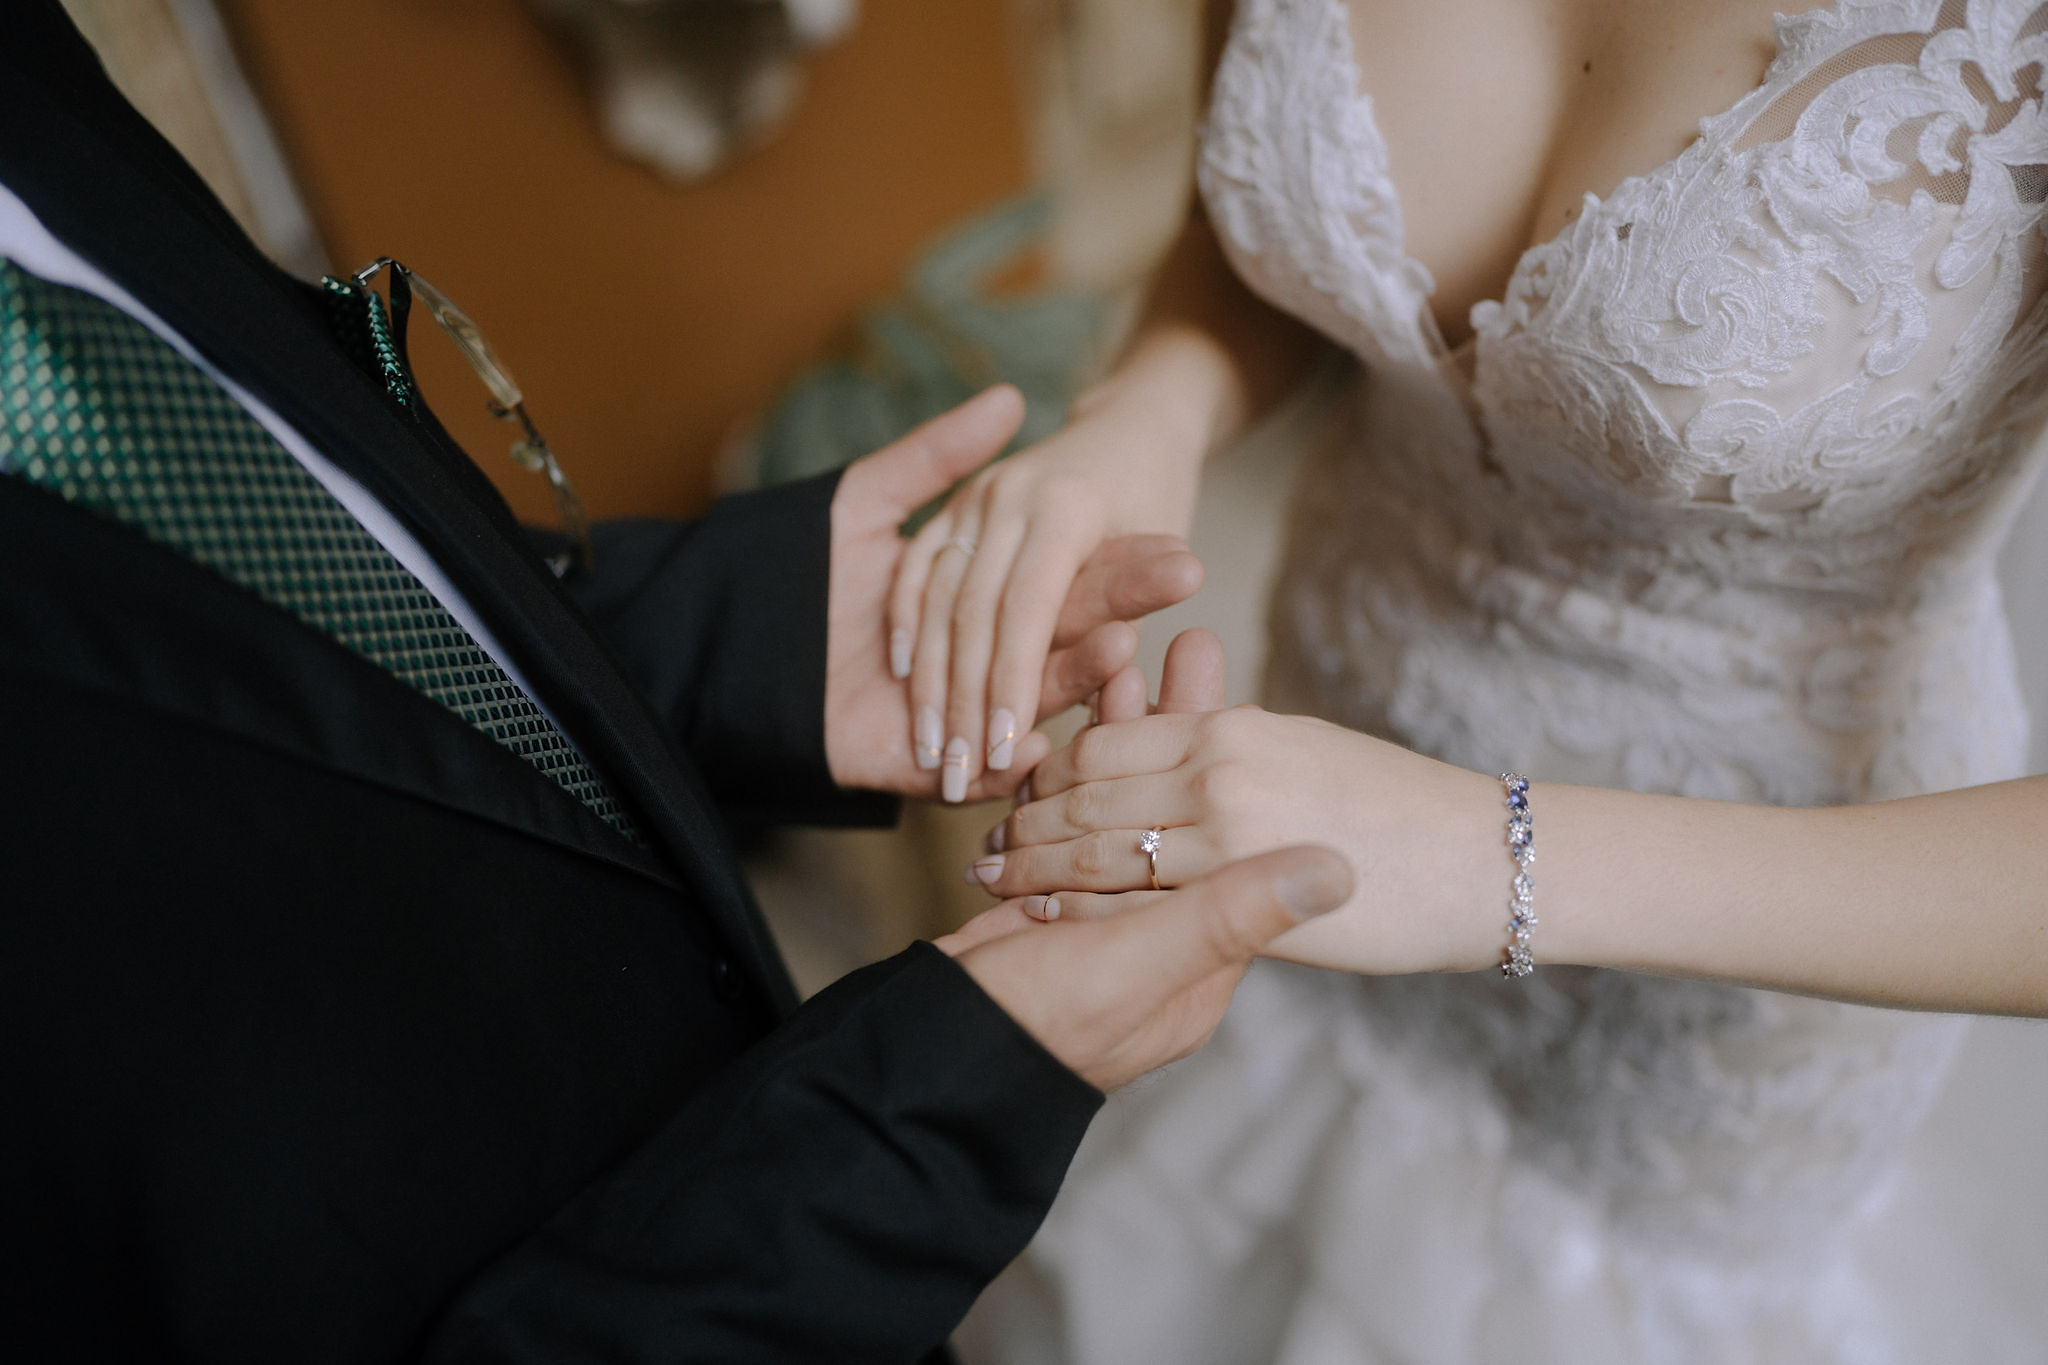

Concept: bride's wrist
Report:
left=1074, top=324, right=1245, bottom=469
left=1433, top=764, right=1522, bottom=973
left=1265, top=742, right=1506, bottom=976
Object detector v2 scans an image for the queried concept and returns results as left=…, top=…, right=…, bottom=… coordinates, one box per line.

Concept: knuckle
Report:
left=1037, top=470, right=1084, bottom=509
left=1071, top=727, right=1107, bottom=778
left=1188, top=759, right=1233, bottom=808
left=1063, top=782, right=1103, bottom=832
left=1206, top=708, right=1264, bottom=759
left=985, top=473, right=1030, bottom=517
left=1072, top=832, right=1111, bottom=879
left=1199, top=908, right=1252, bottom=964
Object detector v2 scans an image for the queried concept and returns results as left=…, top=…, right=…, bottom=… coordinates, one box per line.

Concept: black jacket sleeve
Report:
left=566, top=469, right=898, bottom=830
left=423, top=942, right=1102, bottom=1363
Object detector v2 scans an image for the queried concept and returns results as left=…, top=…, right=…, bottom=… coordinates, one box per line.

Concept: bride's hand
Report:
left=968, top=706, right=1507, bottom=975
left=827, top=386, right=1204, bottom=801
left=888, top=366, right=1211, bottom=804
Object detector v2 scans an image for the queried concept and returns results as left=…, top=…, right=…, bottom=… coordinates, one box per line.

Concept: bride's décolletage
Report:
left=969, top=0, right=2048, bottom=1359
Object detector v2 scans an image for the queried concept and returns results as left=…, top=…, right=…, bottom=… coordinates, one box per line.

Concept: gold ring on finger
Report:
left=941, top=535, right=978, bottom=558
left=1140, top=827, right=1164, bottom=891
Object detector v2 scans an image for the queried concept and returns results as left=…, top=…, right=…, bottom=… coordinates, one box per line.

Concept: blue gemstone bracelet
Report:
left=1501, top=774, right=1536, bottom=978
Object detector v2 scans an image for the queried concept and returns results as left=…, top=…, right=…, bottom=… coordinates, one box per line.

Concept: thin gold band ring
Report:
left=1140, top=828, right=1163, bottom=891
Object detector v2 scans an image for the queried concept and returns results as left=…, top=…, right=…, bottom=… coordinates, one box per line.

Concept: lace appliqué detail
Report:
left=1001, top=2, right=2048, bottom=1361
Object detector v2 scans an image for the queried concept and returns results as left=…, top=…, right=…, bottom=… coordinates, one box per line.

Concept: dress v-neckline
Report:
left=1324, top=0, right=1848, bottom=358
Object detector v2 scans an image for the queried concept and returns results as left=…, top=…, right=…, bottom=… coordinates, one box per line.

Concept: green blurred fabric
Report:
left=749, top=195, right=1103, bottom=510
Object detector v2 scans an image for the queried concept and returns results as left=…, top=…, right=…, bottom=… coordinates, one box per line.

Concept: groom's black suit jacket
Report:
left=0, top=5, right=1098, bottom=1360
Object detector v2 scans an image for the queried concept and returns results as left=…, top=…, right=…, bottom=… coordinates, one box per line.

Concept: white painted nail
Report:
left=943, top=737, right=971, bottom=803
left=890, top=628, right=912, bottom=680
left=971, top=855, right=1005, bottom=885
left=985, top=822, right=1006, bottom=854
left=986, top=707, right=1017, bottom=769
left=1025, top=895, right=1050, bottom=920
left=965, top=863, right=986, bottom=885
left=1043, top=895, right=1062, bottom=921
left=915, top=708, right=942, bottom=770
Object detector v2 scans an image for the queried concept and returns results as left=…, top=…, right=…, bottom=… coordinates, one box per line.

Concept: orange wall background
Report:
left=227, top=0, right=1029, bottom=523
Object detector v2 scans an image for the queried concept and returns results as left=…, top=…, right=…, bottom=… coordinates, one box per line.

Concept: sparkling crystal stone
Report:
left=1506, top=789, right=1527, bottom=810
left=1139, top=829, right=1162, bottom=854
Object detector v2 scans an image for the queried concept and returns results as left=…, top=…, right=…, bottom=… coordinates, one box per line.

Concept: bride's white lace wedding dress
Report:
left=962, top=1, right=2048, bottom=1361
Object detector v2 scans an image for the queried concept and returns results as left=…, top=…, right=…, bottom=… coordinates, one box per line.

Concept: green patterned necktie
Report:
left=0, top=258, right=640, bottom=842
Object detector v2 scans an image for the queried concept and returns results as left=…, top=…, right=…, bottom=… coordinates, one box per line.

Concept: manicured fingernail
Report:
left=1043, top=895, right=1061, bottom=921
left=942, top=737, right=971, bottom=803
left=986, top=707, right=1017, bottom=769
left=1017, top=777, right=1032, bottom=806
left=971, top=855, right=1004, bottom=885
left=983, top=822, right=1006, bottom=854
left=915, top=708, right=942, bottom=770
left=1024, top=894, right=1052, bottom=920
left=890, top=628, right=912, bottom=680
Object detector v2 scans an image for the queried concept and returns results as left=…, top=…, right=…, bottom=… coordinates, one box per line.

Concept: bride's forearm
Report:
left=1075, top=203, right=1325, bottom=475
left=1539, top=776, right=2048, bottom=1016
left=1067, top=322, right=1244, bottom=481
left=1253, top=733, right=2048, bottom=1015
left=995, top=705, right=2045, bottom=1016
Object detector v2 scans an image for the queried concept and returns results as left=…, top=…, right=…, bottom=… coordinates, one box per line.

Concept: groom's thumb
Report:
left=861, top=385, right=1025, bottom=516
left=1107, top=845, right=1354, bottom=994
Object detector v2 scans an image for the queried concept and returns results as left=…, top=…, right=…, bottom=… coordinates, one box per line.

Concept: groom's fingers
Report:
left=933, top=900, right=1038, bottom=955
left=956, top=729, right=1053, bottom=804
left=1037, top=621, right=1139, bottom=718
left=1053, top=536, right=1203, bottom=645
left=1099, top=846, right=1352, bottom=1000
left=857, top=384, right=1025, bottom=519
left=1020, top=889, right=1168, bottom=922
left=1156, top=628, right=1227, bottom=714
left=1095, top=664, right=1149, bottom=724
left=951, top=846, right=1352, bottom=1092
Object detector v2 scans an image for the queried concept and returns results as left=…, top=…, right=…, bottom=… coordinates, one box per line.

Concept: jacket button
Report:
left=710, top=957, right=745, bottom=1002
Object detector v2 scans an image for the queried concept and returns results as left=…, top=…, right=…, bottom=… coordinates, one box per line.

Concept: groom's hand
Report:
left=1093, top=625, right=1229, bottom=726
left=936, top=845, right=1352, bottom=1092
left=825, top=386, right=1203, bottom=799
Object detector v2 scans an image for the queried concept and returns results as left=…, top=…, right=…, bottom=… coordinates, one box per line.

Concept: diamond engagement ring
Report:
left=1140, top=827, right=1164, bottom=890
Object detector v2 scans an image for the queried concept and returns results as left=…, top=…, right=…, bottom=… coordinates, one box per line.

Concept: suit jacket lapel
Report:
left=1, top=1, right=799, bottom=1017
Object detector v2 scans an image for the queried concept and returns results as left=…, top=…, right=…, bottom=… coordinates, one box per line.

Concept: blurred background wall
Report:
left=229, top=0, right=1037, bottom=526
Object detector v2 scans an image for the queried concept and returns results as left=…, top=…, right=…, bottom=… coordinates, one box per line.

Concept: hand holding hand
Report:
left=887, top=375, right=1210, bottom=801
left=825, top=386, right=1203, bottom=801
left=969, top=658, right=1508, bottom=976
left=936, top=845, right=1353, bottom=1091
